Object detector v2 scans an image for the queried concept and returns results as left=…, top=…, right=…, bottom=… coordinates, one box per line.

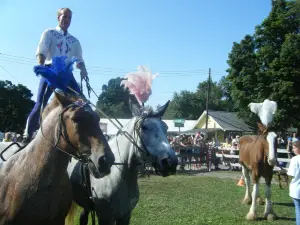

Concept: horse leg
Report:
left=97, top=216, right=115, bottom=225
left=246, top=173, right=259, bottom=221
left=256, top=194, right=264, bottom=205
left=254, top=183, right=264, bottom=205
left=242, top=165, right=251, bottom=205
left=116, top=213, right=131, bottom=225
left=79, top=208, right=89, bottom=225
left=49, top=216, right=66, bottom=225
left=263, top=177, right=277, bottom=221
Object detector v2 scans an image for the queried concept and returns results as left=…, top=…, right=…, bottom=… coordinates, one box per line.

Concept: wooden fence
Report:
left=174, top=145, right=292, bottom=172
left=215, top=147, right=292, bottom=171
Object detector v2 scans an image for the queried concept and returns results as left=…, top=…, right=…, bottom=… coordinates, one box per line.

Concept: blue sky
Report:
left=0, top=0, right=272, bottom=107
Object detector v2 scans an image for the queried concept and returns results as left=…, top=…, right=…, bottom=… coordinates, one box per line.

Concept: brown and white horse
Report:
left=239, top=99, right=278, bottom=221
left=0, top=93, right=114, bottom=225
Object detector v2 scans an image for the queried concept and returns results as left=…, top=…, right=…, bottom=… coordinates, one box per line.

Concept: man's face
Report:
left=58, top=9, right=72, bottom=31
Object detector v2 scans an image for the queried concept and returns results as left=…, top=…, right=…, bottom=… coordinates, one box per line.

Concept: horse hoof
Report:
left=264, top=213, right=277, bottom=221
left=256, top=198, right=264, bottom=205
left=246, top=212, right=256, bottom=221
left=243, top=198, right=252, bottom=205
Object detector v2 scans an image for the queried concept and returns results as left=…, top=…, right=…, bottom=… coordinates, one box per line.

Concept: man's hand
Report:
left=37, top=54, right=46, bottom=65
left=77, top=62, right=88, bottom=80
left=80, top=70, right=88, bottom=80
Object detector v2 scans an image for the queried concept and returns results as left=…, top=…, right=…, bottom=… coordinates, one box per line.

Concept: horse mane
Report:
left=42, top=96, right=60, bottom=121
left=257, top=122, right=268, bottom=135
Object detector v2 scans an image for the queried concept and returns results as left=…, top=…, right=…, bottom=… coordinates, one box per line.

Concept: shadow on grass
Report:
left=176, top=169, right=209, bottom=175
left=276, top=217, right=296, bottom=221
left=255, top=216, right=295, bottom=221
left=175, top=168, right=237, bottom=175
left=273, top=202, right=294, bottom=207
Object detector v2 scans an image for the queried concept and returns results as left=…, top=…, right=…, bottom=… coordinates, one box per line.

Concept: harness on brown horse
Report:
left=0, top=101, right=93, bottom=162
left=40, top=101, right=94, bottom=161
left=254, top=123, right=279, bottom=165
left=42, top=98, right=98, bottom=225
left=0, top=142, right=26, bottom=161
left=253, top=121, right=273, bottom=146
left=79, top=162, right=97, bottom=225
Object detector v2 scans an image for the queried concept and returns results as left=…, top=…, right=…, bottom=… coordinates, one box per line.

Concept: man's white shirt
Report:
left=36, top=26, right=84, bottom=65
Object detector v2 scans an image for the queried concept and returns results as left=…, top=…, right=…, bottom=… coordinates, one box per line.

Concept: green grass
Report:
left=74, top=174, right=295, bottom=225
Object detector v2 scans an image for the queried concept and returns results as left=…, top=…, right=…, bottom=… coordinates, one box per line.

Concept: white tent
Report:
left=99, top=118, right=197, bottom=135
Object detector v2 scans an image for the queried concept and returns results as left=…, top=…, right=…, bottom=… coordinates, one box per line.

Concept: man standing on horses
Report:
left=23, top=8, right=88, bottom=143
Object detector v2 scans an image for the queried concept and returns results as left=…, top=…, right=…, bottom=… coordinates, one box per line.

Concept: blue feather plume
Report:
left=33, top=56, right=79, bottom=93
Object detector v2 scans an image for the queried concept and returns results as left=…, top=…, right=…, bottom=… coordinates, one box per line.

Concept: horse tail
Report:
left=65, top=201, right=79, bottom=225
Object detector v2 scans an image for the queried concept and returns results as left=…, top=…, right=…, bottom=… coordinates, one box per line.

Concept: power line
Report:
left=0, top=52, right=227, bottom=75
left=0, top=58, right=226, bottom=78
left=0, top=64, right=20, bottom=83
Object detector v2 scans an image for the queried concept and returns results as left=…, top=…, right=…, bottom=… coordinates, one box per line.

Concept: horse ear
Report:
left=129, top=95, right=141, bottom=117
left=54, top=91, right=82, bottom=107
left=257, top=122, right=267, bottom=134
left=54, top=92, right=73, bottom=107
left=152, top=100, right=170, bottom=118
left=54, top=92, right=66, bottom=106
left=41, top=92, right=67, bottom=120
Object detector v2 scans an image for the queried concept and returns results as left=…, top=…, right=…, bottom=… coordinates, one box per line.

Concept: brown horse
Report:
left=0, top=93, right=114, bottom=225
left=239, top=122, right=277, bottom=221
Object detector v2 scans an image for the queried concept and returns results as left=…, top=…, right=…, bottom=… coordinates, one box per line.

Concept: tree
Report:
left=0, top=80, right=35, bottom=133
left=227, top=0, right=300, bottom=130
left=196, top=78, right=234, bottom=112
left=164, top=91, right=202, bottom=120
left=218, top=76, right=234, bottom=112
left=163, top=78, right=234, bottom=120
left=96, top=77, right=139, bottom=118
left=227, top=35, right=260, bottom=129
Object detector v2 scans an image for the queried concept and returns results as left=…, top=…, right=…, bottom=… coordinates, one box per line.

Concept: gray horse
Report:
left=66, top=101, right=178, bottom=225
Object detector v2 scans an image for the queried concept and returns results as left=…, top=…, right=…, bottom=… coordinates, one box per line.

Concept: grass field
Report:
left=74, top=173, right=295, bottom=225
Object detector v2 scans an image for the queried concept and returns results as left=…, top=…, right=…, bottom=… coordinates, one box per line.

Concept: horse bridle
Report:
left=114, top=116, right=166, bottom=174
left=255, top=126, right=278, bottom=160
left=114, top=117, right=151, bottom=166
left=40, top=102, right=93, bottom=163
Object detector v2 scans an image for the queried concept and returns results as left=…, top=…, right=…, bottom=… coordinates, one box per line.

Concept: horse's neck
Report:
left=114, top=119, right=139, bottom=169
left=102, top=119, right=140, bottom=191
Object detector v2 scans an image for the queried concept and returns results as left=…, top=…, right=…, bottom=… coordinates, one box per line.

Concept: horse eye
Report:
left=141, top=125, right=148, bottom=131
left=71, top=116, right=80, bottom=123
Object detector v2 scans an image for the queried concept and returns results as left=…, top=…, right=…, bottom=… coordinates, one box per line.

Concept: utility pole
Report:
left=205, top=68, right=211, bottom=130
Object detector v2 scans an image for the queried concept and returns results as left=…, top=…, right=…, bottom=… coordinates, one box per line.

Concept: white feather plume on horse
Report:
left=248, top=99, right=277, bottom=127
left=120, top=66, right=158, bottom=105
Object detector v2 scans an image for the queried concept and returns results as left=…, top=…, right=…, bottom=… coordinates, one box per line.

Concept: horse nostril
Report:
left=161, top=158, right=170, bottom=168
left=104, top=147, right=111, bottom=154
left=98, top=156, right=107, bottom=168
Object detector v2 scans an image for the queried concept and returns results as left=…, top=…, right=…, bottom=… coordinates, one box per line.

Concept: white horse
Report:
left=66, top=101, right=178, bottom=225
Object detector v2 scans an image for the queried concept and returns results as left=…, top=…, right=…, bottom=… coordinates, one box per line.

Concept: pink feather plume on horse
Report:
left=120, top=66, right=157, bottom=105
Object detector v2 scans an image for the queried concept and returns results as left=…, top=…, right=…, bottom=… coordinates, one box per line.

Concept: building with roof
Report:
left=98, top=111, right=254, bottom=142
left=192, top=110, right=254, bottom=141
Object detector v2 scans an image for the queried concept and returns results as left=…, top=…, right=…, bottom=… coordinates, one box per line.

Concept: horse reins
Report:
left=113, top=117, right=155, bottom=165
left=39, top=102, right=93, bottom=163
